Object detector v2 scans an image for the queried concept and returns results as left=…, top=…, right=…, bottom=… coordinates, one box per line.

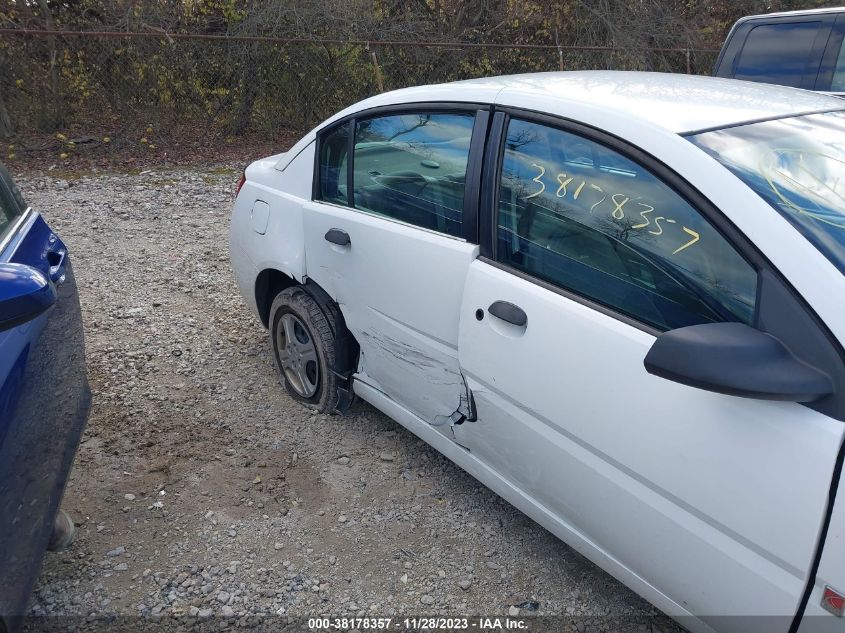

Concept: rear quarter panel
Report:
left=230, top=144, right=314, bottom=317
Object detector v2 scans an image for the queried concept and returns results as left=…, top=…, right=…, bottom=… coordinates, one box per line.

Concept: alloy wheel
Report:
left=277, top=313, right=320, bottom=398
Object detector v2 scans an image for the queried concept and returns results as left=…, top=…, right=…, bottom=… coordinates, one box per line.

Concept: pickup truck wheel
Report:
left=269, top=287, right=340, bottom=413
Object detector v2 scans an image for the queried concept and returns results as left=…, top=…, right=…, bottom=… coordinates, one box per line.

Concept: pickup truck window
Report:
left=734, top=21, right=822, bottom=88
left=690, top=110, right=845, bottom=276
left=830, top=36, right=845, bottom=91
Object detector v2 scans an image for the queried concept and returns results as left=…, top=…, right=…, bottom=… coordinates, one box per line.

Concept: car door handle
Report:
left=47, top=248, right=67, bottom=284
left=488, top=301, right=527, bottom=327
left=324, top=229, right=350, bottom=246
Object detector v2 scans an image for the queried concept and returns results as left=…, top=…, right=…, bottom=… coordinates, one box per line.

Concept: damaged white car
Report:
left=230, top=71, right=845, bottom=633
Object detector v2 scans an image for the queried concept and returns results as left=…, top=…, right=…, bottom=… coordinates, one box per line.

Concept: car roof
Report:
left=276, top=71, right=845, bottom=171
left=375, top=71, right=845, bottom=135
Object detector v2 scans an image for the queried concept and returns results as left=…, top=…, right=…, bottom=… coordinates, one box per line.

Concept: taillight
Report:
left=235, top=170, right=246, bottom=196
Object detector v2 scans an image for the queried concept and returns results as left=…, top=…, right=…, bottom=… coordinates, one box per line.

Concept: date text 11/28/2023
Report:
left=307, top=616, right=529, bottom=630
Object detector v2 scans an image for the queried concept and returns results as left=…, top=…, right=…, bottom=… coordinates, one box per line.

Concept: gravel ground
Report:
left=14, top=167, right=683, bottom=632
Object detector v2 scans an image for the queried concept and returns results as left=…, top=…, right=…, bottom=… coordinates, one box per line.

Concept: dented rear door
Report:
left=303, top=199, right=477, bottom=427
left=303, top=106, right=487, bottom=428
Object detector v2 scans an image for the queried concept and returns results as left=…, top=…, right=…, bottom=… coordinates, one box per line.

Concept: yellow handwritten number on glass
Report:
left=672, top=227, right=700, bottom=255
left=649, top=217, right=665, bottom=236
left=589, top=184, right=606, bottom=212
left=524, top=163, right=546, bottom=200
left=631, top=203, right=653, bottom=229
left=611, top=194, right=629, bottom=220
left=556, top=173, right=574, bottom=197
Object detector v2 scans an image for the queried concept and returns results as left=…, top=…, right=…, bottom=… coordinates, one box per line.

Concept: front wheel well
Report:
left=255, top=269, right=298, bottom=328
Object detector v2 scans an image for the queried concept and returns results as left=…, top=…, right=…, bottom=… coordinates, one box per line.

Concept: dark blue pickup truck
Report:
left=0, top=164, right=90, bottom=633
left=714, top=7, right=845, bottom=95
left=713, top=8, right=845, bottom=96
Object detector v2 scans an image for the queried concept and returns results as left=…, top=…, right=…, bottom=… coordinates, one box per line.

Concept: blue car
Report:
left=0, top=163, right=90, bottom=632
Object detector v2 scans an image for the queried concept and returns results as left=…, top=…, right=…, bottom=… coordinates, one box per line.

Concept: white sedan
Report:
left=230, top=71, right=845, bottom=633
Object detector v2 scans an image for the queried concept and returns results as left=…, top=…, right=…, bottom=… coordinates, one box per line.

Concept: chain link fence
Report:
left=0, top=30, right=718, bottom=160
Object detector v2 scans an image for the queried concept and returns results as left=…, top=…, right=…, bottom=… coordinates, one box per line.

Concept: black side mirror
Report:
left=0, top=263, right=56, bottom=333
left=644, top=322, right=833, bottom=402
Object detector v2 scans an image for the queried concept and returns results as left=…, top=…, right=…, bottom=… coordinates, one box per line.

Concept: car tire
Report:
left=47, top=509, right=75, bottom=551
left=269, top=286, right=340, bottom=414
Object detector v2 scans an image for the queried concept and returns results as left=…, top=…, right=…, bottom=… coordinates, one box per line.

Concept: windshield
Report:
left=689, top=110, right=845, bottom=276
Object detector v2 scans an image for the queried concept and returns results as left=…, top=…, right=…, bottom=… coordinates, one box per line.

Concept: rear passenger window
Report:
left=496, top=119, right=758, bottom=331
left=734, top=21, right=822, bottom=88
left=317, top=112, right=475, bottom=237
left=352, top=113, right=474, bottom=237
left=318, top=123, right=350, bottom=206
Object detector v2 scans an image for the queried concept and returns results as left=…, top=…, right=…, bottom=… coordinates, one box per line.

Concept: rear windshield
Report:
left=733, top=21, right=823, bottom=88
left=688, top=110, right=845, bottom=275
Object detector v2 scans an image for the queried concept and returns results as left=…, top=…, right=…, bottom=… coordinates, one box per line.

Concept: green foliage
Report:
left=0, top=0, right=828, bottom=139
